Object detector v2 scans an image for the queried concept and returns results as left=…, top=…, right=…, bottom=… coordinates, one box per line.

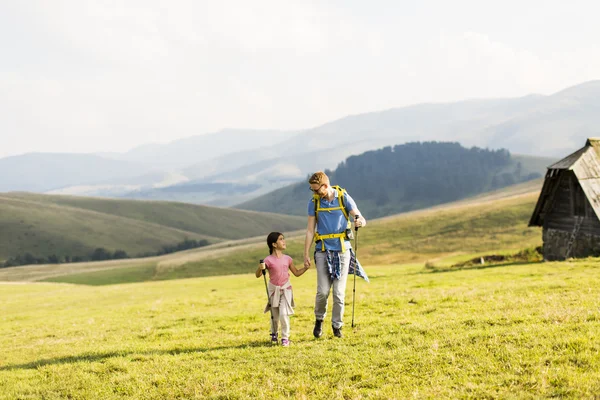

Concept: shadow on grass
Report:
left=421, top=260, right=544, bottom=274
left=0, top=340, right=272, bottom=371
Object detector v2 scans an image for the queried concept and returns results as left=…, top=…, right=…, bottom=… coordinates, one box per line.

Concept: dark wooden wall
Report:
left=545, top=171, right=600, bottom=235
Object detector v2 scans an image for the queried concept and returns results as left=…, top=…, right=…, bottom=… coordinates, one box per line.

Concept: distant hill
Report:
left=0, top=193, right=305, bottom=262
left=482, top=81, right=600, bottom=155
left=279, top=81, right=600, bottom=159
left=132, top=142, right=378, bottom=206
left=1, top=81, right=597, bottom=204
left=103, top=128, right=299, bottom=169
left=235, top=142, right=551, bottom=218
left=109, top=81, right=600, bottom=205
left=0, top=129, right=297, bottom=195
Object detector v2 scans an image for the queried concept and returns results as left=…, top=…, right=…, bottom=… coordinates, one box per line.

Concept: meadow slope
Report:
left=0, top=193, right=305, bottom=261
left=1, top=259, right=599, bottom=398
left=0, top=179, right=544, bottom=285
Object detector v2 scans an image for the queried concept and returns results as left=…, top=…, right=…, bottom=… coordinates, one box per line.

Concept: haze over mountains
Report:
left=236, top=141, right=547, bottom=218
left=3, top=80, right=598, bottom=204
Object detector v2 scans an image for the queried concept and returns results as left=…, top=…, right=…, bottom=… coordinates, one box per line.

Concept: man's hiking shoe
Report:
left=270, top=333, right=278, bottom=344
left=281, top=338, right=290, bottom=347
left=333, top=327, right=343, bottom=338
left=313, top=319, right=323, bottom=338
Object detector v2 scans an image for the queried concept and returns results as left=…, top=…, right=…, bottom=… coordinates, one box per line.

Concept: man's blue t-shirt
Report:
left=308, top=189, right=357, bottom=251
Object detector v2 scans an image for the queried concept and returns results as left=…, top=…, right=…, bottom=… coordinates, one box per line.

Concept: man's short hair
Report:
left=308, top=171, right=330, bottom=185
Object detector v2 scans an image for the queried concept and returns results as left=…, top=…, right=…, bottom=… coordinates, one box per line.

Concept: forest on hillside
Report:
left=333, top=142, right=539, bottom=216
left=236, top=141, right=541, bottom=218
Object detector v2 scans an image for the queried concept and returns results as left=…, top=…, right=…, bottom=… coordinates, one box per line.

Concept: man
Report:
left=303, top=171, right=367, bottom=338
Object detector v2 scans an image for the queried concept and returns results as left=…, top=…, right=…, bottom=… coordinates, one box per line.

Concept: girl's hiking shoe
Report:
left=281, top=338, right=290, bottom=347
left=271, top=333, right=278, bottom=344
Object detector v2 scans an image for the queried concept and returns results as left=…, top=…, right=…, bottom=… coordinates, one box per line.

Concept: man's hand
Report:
left=352, top=213, right=366, bottom=230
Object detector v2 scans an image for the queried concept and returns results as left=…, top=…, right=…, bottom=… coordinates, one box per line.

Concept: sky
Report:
left=1, top=0, right=599, bottom=159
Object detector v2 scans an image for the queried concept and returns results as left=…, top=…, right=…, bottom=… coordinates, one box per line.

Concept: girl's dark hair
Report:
left=267, top=232, right=283, bottom=255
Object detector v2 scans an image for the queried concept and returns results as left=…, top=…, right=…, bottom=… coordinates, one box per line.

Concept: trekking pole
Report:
left=351, top=215, right=359, bottom=328
left=260, top=259, right=275, bottom=335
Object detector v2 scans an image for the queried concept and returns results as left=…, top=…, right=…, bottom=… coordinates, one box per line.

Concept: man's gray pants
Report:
left=314, top=249, right=350, bottom=329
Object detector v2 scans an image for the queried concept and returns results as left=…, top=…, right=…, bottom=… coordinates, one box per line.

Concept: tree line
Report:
left=1, top=238, right=210, bottom=268
left=330, top=141, right=541, bottom=218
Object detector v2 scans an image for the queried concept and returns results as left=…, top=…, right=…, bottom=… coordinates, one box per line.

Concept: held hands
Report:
left=303, top=255, right=311, bottom=269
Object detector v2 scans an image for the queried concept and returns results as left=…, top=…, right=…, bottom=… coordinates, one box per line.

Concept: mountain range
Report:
left=3, top=80, right=599, bottom=205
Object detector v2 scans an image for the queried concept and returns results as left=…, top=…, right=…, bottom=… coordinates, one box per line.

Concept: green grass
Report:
left=0, top=193, right=305, bottom=260
left=2, top=184, right=599, bottom=397
left=1, top=259, right=600, bottom=398
left=43, top=264, right=158, bottom=286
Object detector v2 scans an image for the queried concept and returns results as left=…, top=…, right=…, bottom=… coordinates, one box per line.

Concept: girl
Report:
left=255, top=232, right=309, bottom=346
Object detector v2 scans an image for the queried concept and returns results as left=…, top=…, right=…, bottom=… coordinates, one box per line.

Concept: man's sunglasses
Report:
left=309, top=184, right=325, bottom=193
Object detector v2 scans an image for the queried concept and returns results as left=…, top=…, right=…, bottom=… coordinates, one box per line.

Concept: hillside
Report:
left=235, top=142, right=550, bottom=218
left=0, top=193, right=305, bottom=262
left=0, top=179, right=543, bottom=285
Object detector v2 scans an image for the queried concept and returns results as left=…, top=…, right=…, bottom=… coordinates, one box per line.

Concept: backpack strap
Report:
left=333, top=186, right=349, bottom=220
left=313, top=185, right=350, bottom=252
left=313, top=186, right=349, bottom=221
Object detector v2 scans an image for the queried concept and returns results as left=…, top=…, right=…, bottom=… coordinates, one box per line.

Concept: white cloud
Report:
left=1, top=1, right=600, bottom=158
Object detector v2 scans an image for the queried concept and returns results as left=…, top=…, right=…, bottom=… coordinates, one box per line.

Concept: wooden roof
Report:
left=529, top=138, right=600, bottom=226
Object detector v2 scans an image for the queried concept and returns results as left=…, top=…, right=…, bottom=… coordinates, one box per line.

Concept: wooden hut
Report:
left=529, top=138, right=600, bottom=260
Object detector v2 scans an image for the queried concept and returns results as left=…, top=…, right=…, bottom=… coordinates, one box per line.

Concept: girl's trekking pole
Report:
left=351, top=215, right=359, bottom=328
left=260, top=259, right=275, bottom=334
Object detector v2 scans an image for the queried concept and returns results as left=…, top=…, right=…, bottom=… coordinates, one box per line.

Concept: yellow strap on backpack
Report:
left=313, top=186, right=349, bottom=220
left=313, top=185, right=350, bottom=252
left=314, top=232, right=347, bottom=252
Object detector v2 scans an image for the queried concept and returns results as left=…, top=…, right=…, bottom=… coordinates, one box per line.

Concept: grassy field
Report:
left=2, top=180, right=600, bottom=397
left=2, top=258, right=600, bottom=398
left=0, top=193, right=305, bottom=261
